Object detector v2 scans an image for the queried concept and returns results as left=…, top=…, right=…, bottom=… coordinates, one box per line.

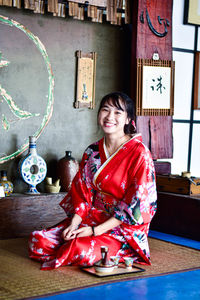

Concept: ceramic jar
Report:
left=57, top=151, right=79, bottom=192
left=94, top=246, right=115, bottom=273
left=0, top=170, right=13, bottom=196
left=19, top=136, right=47, bottom=194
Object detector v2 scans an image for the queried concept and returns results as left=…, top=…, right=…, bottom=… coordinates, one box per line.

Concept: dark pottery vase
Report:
left=57, top=151, right=79, bottom=192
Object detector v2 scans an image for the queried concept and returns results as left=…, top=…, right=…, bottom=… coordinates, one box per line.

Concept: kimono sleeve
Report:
left=60, top=152, right=93, bottom=220
left=114, top=146, right=157, bottom=226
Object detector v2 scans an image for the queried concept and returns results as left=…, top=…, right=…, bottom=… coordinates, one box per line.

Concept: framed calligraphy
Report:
left=136, top=59, right=175, bottom=116
left=194, top=52, right=200, bottom=109
left=184, top=0, right=200, bottom=25
left=74, top=51, right=97, bottom=109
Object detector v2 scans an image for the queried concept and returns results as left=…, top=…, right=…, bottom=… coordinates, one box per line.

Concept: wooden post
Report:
left=131, top=0, right=173, bottom=161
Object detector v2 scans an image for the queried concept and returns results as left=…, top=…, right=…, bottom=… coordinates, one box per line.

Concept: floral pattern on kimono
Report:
left=28, top=134, right=157, bottom=270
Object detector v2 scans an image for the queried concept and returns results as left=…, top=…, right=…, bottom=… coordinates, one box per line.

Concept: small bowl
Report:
left=94, top=264, right=115, bottom=273
left=94, top=259, right=115, bottom=273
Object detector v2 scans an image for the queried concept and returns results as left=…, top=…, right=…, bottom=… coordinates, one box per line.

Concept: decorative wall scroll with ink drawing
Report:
left=136, top=59, right=175, bottom=116
left=75, top=51, right=97, bottom=109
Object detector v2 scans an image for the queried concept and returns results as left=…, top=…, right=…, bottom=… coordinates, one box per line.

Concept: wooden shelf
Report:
left=0, top=192, right=67, bottom=239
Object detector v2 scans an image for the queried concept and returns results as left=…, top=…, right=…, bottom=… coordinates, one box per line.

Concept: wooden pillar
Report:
left=131, top=0, right=173, bottom=163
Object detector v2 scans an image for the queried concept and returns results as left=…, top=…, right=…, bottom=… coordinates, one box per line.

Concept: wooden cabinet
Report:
left=0, top=193, right=67, bottom=239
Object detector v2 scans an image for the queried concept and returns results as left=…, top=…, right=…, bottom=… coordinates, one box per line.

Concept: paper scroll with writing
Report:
left=75, top=51, right=97, bottom=109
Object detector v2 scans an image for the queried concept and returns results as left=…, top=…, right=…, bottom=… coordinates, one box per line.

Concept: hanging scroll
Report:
left=74, top=51, right=97, bottom=109
left=136, top=59, right=175, bottom=116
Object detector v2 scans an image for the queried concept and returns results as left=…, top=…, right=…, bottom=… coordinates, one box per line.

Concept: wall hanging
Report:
left=184, top=0, right=200, bottom=25
left=136, top=58, right=175, bottom=116
left=74, top=50, right=97, bottom=109
left=0, top=15, right=54, bottom=164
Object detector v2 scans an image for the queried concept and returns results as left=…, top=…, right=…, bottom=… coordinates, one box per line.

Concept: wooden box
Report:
left=156, top=175, right=200, bottom=195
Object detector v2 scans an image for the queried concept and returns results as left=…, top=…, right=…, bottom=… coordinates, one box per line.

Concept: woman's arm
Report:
left=95, top=217, right=122, bottom=236
left=73, top=216, right=122, bottom=238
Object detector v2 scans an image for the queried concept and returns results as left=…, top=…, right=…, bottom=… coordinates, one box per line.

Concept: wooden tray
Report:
left=81, top=264, right=145, bottom=277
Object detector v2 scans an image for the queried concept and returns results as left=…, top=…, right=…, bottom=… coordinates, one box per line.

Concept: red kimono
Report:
left=29, top=134, right=157, bottom=270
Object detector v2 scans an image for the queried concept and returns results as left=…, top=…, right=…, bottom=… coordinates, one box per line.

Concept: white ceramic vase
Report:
left=19, top=136, right=47, bottom=194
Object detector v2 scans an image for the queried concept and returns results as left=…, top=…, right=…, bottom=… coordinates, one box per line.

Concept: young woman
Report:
left=28, top=92, right=157, bottom=270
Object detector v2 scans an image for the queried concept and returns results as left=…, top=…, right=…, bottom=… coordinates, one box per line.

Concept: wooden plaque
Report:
left=75, top=51, right=97, bottom=109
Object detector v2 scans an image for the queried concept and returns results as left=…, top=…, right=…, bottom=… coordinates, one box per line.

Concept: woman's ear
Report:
left=126, top=117, right=130, bottom=125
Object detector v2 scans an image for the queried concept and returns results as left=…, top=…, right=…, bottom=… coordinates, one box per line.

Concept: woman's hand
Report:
left=62, top=213, right=82, bottom=241
left=62, top=224, right=77, bottom=241
left=72, top=226, right=93, bottom=238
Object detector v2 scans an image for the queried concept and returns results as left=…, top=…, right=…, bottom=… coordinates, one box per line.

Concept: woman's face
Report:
left=98, top=99, right=130, bottom=137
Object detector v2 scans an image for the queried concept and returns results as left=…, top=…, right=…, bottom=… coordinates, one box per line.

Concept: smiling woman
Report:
left=28, top=92, right=157, bottom=271
left=97, top=92, right=136, bottom=156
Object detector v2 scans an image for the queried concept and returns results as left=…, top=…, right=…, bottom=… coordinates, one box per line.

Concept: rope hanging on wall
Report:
left=0, top=0, right=131, bottom=25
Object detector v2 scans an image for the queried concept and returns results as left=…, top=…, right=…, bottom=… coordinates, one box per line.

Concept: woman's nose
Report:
left=106, top=111, right=114, bottom=119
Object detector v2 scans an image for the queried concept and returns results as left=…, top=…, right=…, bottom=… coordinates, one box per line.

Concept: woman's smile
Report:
left=103, top=121, right=116, bottom=127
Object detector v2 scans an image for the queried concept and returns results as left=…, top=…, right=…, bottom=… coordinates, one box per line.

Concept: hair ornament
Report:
left=131, top=120, right=136, bottom=129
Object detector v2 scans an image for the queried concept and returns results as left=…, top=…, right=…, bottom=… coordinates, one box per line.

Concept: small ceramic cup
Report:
left=110, top=256, right=121, bottom=268
left=124, top=257, right=134, bottom=269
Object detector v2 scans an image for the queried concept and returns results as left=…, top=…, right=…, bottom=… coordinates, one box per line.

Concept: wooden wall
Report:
left=131, top=0, right=173, bottom=160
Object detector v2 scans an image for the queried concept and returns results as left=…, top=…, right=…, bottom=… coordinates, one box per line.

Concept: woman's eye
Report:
left=115, top=111, right=122, bottom=115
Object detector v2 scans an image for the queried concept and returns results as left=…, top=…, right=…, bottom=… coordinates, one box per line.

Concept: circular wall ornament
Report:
left=0, top=15, right=54, bottom=164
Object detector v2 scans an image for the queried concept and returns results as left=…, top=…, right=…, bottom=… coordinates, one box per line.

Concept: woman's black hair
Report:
left=98, top=91, right=136, bottom=134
